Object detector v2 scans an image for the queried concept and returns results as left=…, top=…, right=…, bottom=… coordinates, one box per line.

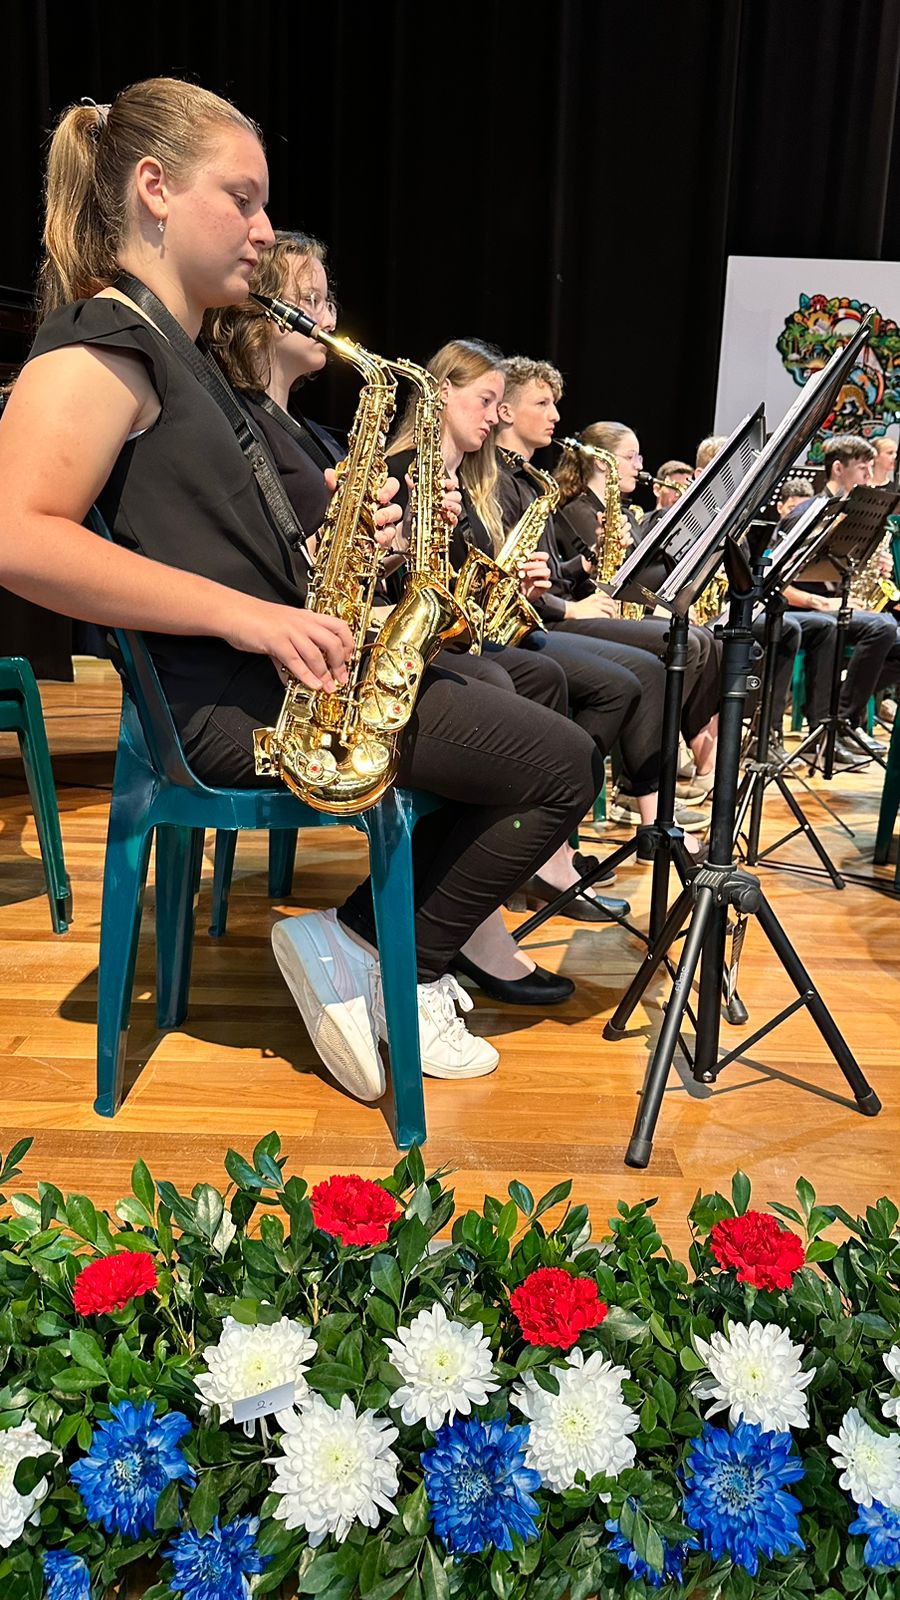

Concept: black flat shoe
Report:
left=572, top=850, right=617, bottom=886
left=524, top=874, right=631, bottom=922
left=451, top=952, right=575, bottom=1005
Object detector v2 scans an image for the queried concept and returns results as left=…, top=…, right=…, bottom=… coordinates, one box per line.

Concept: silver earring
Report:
left=157, top=219, right=165, bottom=235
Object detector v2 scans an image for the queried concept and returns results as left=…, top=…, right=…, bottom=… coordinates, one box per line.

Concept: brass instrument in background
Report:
left=850, top=534, right=900, bottom=613
left=251, top=293, right=470, bottom=815
left=636, top=467, right=692, bottom=497
left=454, top=449, right=559, bottom=646
left=691, top=574, right=730, bottom=626
left=561, top=436, right=643, bottom=619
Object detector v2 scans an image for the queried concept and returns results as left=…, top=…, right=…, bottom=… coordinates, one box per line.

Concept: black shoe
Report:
left=846, top=725, right=886, bottom=755
left=451, top=951, right=575, bottom=1005
left=767, top=740, right=792, bottom=767
left=812, top=737, right=860, bottom=770
left=572, top=850, right=617, bottom=886
left=524, top=874, right=631, bottom=922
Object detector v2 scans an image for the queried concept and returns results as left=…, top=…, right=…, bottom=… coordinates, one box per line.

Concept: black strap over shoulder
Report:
left=114, top=273, right=310, bottom=561
left=254, top=393, right=340, bottom=473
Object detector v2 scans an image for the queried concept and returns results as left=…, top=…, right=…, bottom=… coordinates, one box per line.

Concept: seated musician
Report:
left=0, top=80, right=603, bottom=1100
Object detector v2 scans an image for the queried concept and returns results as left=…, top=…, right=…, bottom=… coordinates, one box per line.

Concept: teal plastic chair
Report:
left=790, top=648, right=874, bottom=733
left=873, top=714, right=900, bottom=885
left=86, top=508, right=435, bottom=1148
left=0, top=656, right=71, bottom=933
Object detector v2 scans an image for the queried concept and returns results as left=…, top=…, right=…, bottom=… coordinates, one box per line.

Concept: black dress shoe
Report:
left=451, top=952, right=575, bottom=1005
left=572, top=850, right=617, bottom=886
left=524, top=873, right=631, bottom=922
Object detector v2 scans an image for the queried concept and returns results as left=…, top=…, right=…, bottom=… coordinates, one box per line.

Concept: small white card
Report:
left=233, top=1381, right=296, bottom=1425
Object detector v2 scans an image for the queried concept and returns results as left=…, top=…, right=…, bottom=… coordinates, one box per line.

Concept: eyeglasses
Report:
left=615, top=449, right=643, bottom=464
left=296, top=289, right=338, bottom=320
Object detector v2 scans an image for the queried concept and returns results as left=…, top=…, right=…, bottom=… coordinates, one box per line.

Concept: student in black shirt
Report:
left=0, top=79, right=600, bottom=1102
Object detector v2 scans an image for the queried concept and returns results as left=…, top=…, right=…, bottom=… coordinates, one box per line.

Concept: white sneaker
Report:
left=271, top=910, right=385, bottom=1101
left=376, top=973, right=499, bottom=1080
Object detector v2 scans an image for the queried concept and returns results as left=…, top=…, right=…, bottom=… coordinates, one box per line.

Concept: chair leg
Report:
left=96, top=812, right=153, bottom=1117
left=268, top=828, right=298, bottom=897
left=15, top=698, right=72, bottom=934
left=874, top=723, right=900, bottom=865
left=154, top=825, right=204, bottom=1029
left=364, top=791, right=426, bottom=1150
left=209, top=830, right=238, bottom=936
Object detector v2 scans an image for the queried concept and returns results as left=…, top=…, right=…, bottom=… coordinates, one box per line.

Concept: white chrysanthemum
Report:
left=882, top=1346, right=900, bottom=1422
left=194, top=1315, right=317, bottom=1421
left=0, top=1422, right=56, bottom=1547
left=268, top=1392, right=400, bottom=1546
left=510, top=1346, right=639, bottom=1492
left=693, top=1320, right=813, bottom=1433
left=828, top=1407, right=900, bottom=1509
left=384, top=1303, right=498, bottom=1431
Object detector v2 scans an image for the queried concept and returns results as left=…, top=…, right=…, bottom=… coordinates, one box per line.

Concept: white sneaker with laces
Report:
left=271, top=909, right=385, bottom=1101
left=376, top=973, right=499, bottom=1080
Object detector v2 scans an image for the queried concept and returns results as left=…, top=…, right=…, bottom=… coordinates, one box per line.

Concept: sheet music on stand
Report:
left=654, top=314, right=874, bottom=616
left=609, top=407, right=765, bottom=610
left=798, top=484, right=900, bottom=584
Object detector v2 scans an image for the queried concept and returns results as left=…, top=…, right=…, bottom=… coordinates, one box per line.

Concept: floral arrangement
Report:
left=0, top=1136, right=898, bottom=1599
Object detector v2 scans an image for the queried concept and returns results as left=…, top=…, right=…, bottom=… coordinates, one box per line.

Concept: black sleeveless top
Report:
left=27, top=298, right=310, bottom=747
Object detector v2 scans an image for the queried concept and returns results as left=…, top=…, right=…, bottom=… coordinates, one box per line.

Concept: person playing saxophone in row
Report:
left=0, top=79, right=604, bottom=1101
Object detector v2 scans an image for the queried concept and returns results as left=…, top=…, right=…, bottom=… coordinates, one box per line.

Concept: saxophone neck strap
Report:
left=254, top=393, right=337, bottom=473
left=114, top=272, right=309, bottom=560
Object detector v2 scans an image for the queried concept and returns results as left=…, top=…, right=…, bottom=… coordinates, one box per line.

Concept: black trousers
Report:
left=786, top=610, right=897, bottom=726
left=184, top=654, right=600, bottom=983
left=550, top=615, right=719, bottom=745
left=530, top=629, right=660, bottom=794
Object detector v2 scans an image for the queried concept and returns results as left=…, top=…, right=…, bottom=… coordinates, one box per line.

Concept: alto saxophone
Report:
left=560, top=438, right=643, bottom=619
left=454, top=449, right=559, bottom=647
left=850, top=534, right=900, bottom=612
left=250, top=294, right=468, bottom=814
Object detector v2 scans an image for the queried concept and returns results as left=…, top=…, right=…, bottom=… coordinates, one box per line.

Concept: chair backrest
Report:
left=84, top=505, right=202, bottom=790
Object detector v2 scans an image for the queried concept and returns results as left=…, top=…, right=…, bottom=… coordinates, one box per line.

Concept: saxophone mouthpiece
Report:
left=251, top=292, right=319, bottom=339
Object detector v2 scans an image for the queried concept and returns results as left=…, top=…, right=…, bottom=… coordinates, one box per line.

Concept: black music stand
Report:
left=602, top=318, right=881, bottom=1169
left=733, top=496, right=850, bottom=886
left=513, top=410, right=765, bottom=965
left=786, top=486, right=900, bottom=780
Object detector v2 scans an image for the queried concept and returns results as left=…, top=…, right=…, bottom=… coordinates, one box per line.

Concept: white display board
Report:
left=714, top=256, right=900, bottom=464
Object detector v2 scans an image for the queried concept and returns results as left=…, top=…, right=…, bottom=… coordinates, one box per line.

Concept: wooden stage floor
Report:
left=1, top=661, right=898, bottom=1254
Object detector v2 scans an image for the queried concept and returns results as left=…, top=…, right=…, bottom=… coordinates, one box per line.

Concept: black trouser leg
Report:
left=840, top=611, right=898, bottom=723
left=545, top=624, right=668, bottom=793
left=339, top=669, right=602, bottom=980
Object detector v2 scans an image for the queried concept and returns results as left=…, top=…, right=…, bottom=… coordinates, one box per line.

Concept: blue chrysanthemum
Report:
left=605, top=1499, right=698, bottom=1589
left=849, top=1500, right=900, bottom=1570
left=43, top=1550, right=92, bottom=1600
left=166, top=1514, right=269, bottom=1600
left=421, top=1414, right=541, bottom=1555
left=70, top=1399, right=194, bottom=1537
left=683, top=1420, right=804, bottom=1577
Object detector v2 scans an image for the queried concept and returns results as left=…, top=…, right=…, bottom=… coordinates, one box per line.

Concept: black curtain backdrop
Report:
left=6, top=0, right=900, bottom=474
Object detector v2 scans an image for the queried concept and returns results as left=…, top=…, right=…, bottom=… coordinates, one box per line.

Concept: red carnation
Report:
left=709, top=1210, right=805, bottom=1291
left=510, top=1267, right=607, bottom=1349
left=310, top=1174, right=402, bottom=1247
left=72, top=1250, right=158, bottom=1315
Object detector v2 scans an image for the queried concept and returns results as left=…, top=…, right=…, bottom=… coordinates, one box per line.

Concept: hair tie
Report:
left=79, top=96, right=110, bottom=135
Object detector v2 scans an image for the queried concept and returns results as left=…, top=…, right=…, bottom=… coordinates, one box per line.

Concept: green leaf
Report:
left=507, top=1181, right=534, bottom=1217
left=68, top=1331, right=107, bottom=1377
left=403, top=1577, right=423, bottom=1600
left=154, top=1479, right=182, bottom=1531
left=652, top=1375, right=676, bottom=1427
left=806, top=1238, right=838, bottom=1262
left=225, top=1149, right=262, bottom=1191
left=795, top=1176, right=816, bottom=1218
left=400, top=1482, right=430, bottom=1538
left=131, top=1158, right=156, bottom=1217
left=497, top=1200, right=518, bottom=1240
left=65, top=1195, right=100, bottom=1247
left=370, top=1253, right=402, bottom=1305
left=193, top=1184, right=225, bottom=1242
left=421, top=1543, right=450, bottom=1600
left=731, top=1170, right=751, bottom=1215
left=363, top=1573, right=415, bottom=1600
left=114, top=1196, right=153, bottom=1229
left=298, top=1552, right=348, bottom=1593
left=12, top=1453, right=55, bottom=1497
left=533, top=1180, right=572, bottom=1222
left=189, top=1472, right=221, bottom=1537
left=1, top=1137, right=33, bottom=1180
left=679, top=1345, right=706, bottom=1372
left=367, top=1294, right=398, bottom=1335
left=602, top=1305, right=649, bottom=1341
left=396, top=1216, right=428, bottom=1277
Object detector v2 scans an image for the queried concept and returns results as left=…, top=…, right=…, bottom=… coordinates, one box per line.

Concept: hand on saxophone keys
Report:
left=517, top=552, right=552, bottom=602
